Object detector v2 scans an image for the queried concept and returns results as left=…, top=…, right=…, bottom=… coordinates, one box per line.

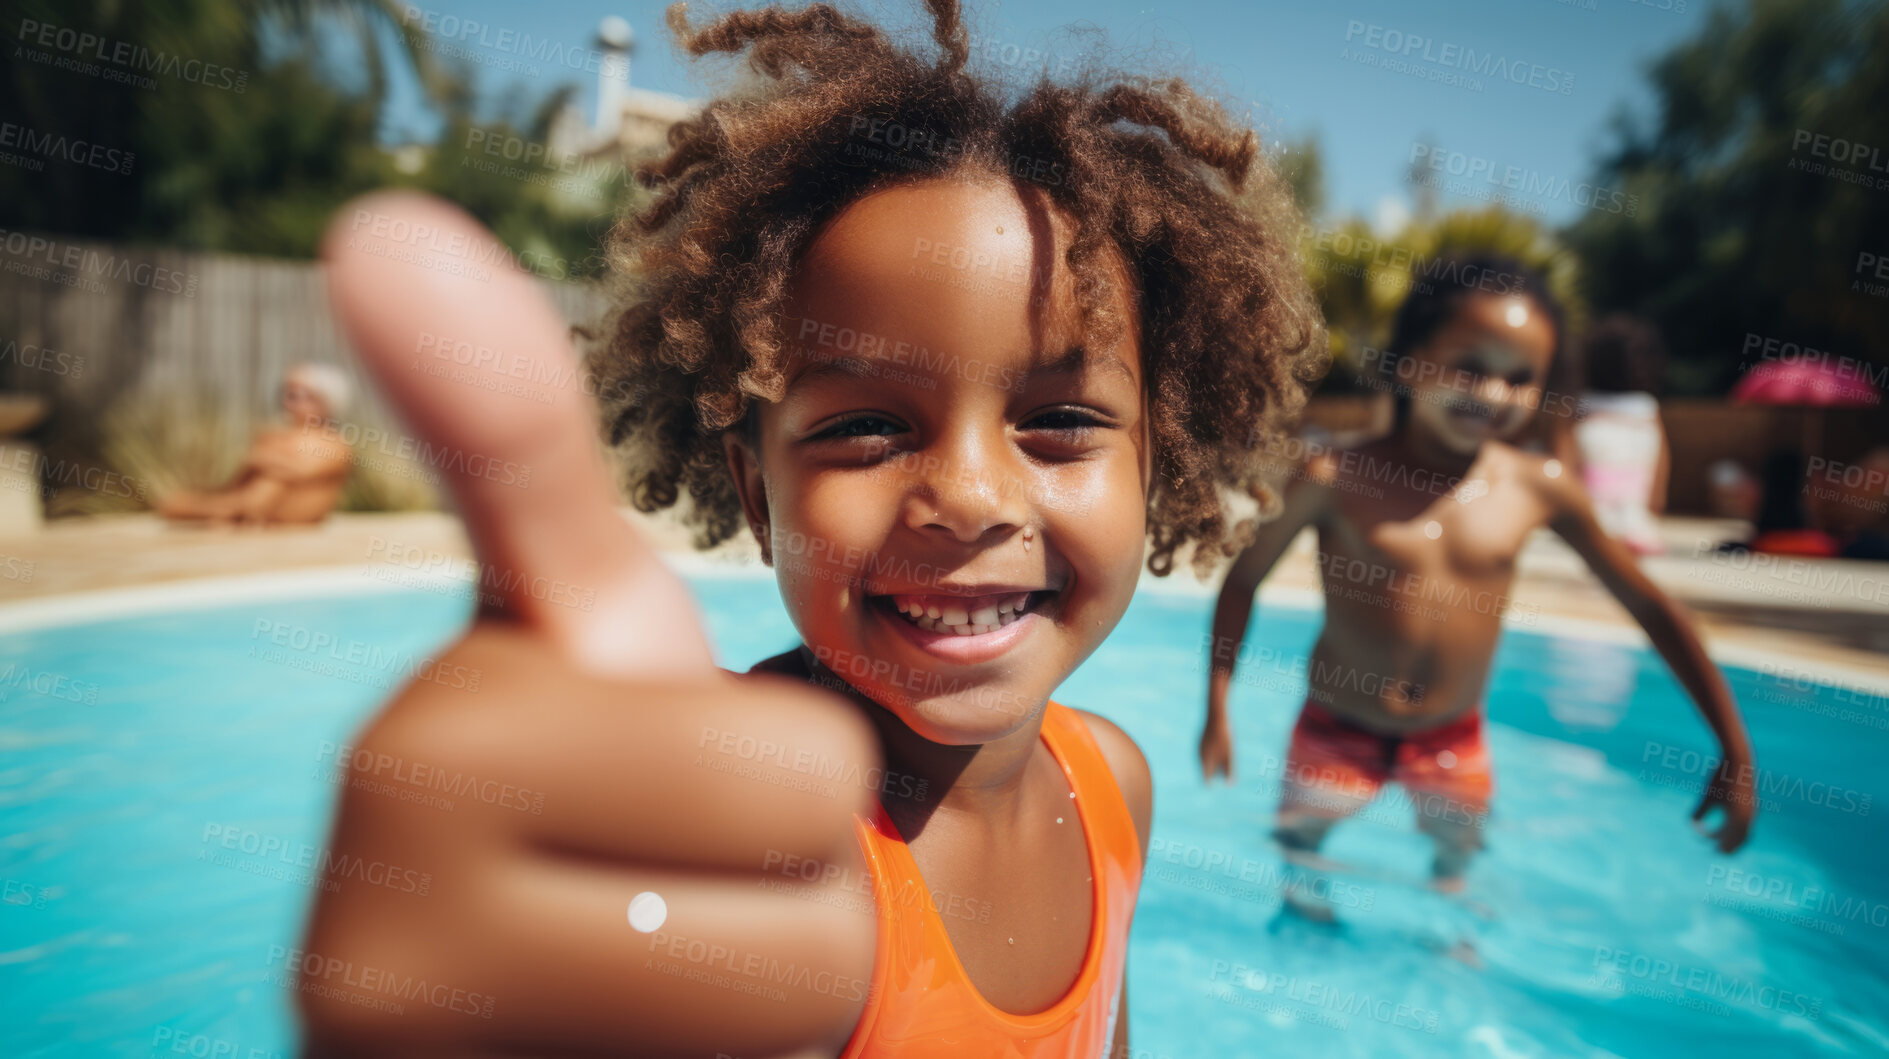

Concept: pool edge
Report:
left=2, top=558, right=1885, bottom=698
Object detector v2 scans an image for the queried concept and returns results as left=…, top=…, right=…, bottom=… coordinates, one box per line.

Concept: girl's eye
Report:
left=1023, top=407, right=1109, bottom=437
left=809, top=414, right=905, bottom=441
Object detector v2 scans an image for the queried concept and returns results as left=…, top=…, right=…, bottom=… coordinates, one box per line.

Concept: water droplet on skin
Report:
left=628, top=891, right=667, bottom=932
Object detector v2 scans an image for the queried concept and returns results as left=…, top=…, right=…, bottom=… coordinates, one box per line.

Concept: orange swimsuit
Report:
left=840, top=702, right=1142, bottom=1058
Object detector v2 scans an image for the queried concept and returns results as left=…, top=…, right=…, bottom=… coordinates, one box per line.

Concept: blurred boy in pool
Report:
left=1198, top=255, right=1757, bottom=913
left=156, top=362, right=353, bottom=525
left=299, top=2, right=1325, bottom=1055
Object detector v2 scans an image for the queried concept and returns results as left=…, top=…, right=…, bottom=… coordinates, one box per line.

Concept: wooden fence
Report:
left=0, top=235, right=610, bottom=513
left=5, top=235, right=1882, bottom=520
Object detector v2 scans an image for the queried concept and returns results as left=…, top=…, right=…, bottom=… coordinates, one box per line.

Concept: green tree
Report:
left=411, top=83, right=630, bottom=282
left=1277, top=133, right=1325, bottom=220
left=0, top=0, right=629, bottom=267
left=1305, top=205, right=1579, bottom=372
left=0, top=0, right=441, bottom=246
left=1564, top=0, right=1889, bottom=395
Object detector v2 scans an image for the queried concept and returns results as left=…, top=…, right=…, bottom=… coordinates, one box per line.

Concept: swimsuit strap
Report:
left=840, top=701, right=1141, bottom=1057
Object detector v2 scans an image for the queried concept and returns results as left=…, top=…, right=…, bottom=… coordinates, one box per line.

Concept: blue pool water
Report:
left=3, top=570, right=1887, bottom=1057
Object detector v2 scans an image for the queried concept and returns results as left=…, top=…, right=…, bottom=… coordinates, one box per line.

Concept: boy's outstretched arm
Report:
left=300, top=193, right=877, bottom=1057
left=1542, top=465, right=1757, bottom=852
left=1201, top=468, right=1331, bottom=782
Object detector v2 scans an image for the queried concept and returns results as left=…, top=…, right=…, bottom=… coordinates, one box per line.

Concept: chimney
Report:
left=595, top=16, right=633, bottom=135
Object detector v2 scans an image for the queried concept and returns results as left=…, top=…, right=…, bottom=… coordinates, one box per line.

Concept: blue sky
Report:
left=372, top=0, right=1711, bottom=227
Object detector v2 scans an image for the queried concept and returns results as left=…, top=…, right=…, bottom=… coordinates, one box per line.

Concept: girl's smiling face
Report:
left=725, top=174, right=1151, bottom=745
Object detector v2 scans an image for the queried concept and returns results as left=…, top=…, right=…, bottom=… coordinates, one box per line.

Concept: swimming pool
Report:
left=3, top=567, right=1886, bottom=1057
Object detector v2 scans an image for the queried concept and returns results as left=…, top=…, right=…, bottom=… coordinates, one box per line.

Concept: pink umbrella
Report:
left=1730, top=356, right=1881, bottom=457
left=1731, top=358, right=1881, bottom=407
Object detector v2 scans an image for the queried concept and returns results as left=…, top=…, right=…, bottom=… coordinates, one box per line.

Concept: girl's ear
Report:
left=722, top=429, right=773, bottom=565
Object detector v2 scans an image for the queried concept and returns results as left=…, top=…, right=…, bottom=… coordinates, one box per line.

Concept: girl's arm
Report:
left=1541, top=461, right=1757, bottom=852
left=301, top=193, right=878, bottom=1057
left=1201, top=470, right=1331, bottom=781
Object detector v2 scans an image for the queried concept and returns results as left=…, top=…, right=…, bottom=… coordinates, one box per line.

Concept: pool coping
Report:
left=4, top=556, right=1887, bottom=699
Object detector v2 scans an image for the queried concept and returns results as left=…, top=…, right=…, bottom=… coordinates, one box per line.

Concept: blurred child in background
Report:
left=1199, top=255, right=1756, bottom=920
left=1569, top=314, right=1670, bottom=554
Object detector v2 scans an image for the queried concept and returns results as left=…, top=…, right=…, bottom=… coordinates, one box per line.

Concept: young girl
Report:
left=299, top=1, right=1323, bottom=1055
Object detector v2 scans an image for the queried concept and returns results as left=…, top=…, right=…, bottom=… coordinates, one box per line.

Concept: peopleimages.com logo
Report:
left=14, top=18, right=249, bottom=93
left=1342, top=20, right=1575, bottom=95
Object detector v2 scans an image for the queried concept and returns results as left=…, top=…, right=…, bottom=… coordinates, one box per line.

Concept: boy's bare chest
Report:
left=1330, top=479, right=1546, bottom=586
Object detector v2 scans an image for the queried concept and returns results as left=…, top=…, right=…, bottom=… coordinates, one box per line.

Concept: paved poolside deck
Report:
left=1, top=511, right=1885, bottom=688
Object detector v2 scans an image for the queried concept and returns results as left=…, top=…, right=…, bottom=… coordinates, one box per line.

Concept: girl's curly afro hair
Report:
left=592, top=0, right=1328, bottom=576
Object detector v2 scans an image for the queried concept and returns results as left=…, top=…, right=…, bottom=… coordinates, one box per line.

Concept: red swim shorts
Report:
left=1278, top=699, right=1493, bottom=823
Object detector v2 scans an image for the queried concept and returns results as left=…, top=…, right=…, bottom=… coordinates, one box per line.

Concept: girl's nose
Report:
left=902, top=440, right=1029, bottom=544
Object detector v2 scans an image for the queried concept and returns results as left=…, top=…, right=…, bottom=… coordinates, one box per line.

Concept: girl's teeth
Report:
left=887, top=592, right=1042, bottom=635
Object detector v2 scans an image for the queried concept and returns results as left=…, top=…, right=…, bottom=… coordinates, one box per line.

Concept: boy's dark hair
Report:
left=1376, top=252, right=1567, bottom=426
left=1581, top=313, right=1666, bottom=395
left=590, top=0, right=1326, bottom=576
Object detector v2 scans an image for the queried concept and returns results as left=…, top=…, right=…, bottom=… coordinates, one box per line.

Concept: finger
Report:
left=1691, top=793, right=1710, bottom=822
left=321, top=192, right=712, bottom=680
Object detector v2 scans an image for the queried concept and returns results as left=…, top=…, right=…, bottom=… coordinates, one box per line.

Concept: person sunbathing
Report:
left=157, top=364, right=353, bottom=526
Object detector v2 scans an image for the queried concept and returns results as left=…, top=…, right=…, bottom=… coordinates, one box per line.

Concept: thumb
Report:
left=322, top=191, right=714, bottom=679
